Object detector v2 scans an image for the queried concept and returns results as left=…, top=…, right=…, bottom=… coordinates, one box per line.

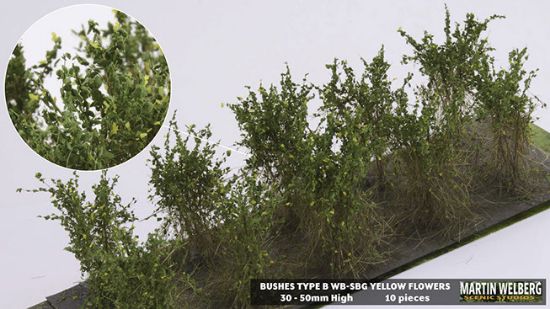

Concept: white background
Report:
left=0, top=1, right=549, bottom=308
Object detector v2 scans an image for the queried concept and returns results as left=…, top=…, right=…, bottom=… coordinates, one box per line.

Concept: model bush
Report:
left=25, top=172, right=180, bottom=308
left=25, top=8, right=546, bottom=308
left=149, top=119, right=231, bottom=258
left=231, top=63, right=392, bottom=276
left=5, top=10, right=170, bottom=170
left=475, top=48, right=543, bottom=193
left=391, top=9, right=497, bottom=231
left=149, top=118, right=277, bottom=307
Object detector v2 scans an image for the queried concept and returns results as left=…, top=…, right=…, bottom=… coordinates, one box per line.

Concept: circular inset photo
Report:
left=4, top=5, right=170, bottom=170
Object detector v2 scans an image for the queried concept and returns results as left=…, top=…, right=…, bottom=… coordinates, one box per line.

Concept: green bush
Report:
left=149, top=118, right=230, bottom=260
left=5, top=10, right=170, bottom=170
left=475, top=48, right=544, bottom=193
left=390, top=9, right=511, bottom=232
left=28, top=172, right=179, bottom=308
left=316, top=54, right=399, bottom=273
left=208, top=176, right=276, bottom=307
left=231, top=62, right=393, bottom=276
left=230, top=69, right=316, bottom=233
left=150, top=119, right=276, bottom=307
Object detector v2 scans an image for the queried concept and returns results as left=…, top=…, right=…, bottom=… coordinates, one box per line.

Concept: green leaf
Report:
left=111, top=123, right=119, bottom=135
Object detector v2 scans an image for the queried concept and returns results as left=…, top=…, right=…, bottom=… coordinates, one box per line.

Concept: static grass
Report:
left=531, top=124, right=550, bottom=153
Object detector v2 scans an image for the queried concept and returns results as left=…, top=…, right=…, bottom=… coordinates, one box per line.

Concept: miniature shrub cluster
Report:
left=5, top=10, right=170, bottom=170
left=27, top=9, right=545, bottom=308
left=24, top=172, right=179, bottom=308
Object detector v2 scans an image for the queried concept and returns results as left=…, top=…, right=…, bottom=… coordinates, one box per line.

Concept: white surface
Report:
left=0, top=1, right=549, bottom=308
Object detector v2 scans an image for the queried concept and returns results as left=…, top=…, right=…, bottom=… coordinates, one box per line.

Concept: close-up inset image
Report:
left=4, top=5, right=170, bottom=170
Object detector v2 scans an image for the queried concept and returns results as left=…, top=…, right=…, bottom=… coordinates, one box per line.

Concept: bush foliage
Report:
left=29, top=172, right=178, bottom=308
left=27, top=9, right=545, bottom=308
left=5, top=10, right=170, bottom=170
